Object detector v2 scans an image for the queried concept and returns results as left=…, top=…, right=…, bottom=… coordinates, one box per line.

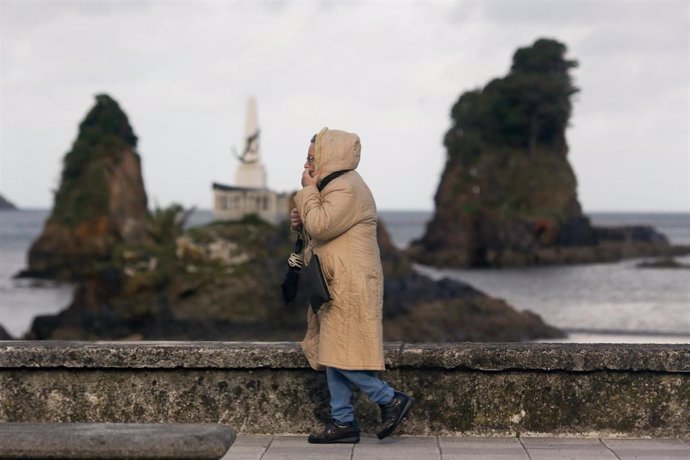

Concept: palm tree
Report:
left=147, top=203, right=195, bottom=245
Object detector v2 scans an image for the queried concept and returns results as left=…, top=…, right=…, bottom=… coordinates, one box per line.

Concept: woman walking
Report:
left=291, top=128, right=413, bottom=444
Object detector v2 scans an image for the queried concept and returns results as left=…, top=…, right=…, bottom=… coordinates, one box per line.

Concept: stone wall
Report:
left=0, top=341, right=687, bottom=438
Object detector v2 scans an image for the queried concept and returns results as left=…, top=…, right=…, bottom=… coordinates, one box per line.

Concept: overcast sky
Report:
left=1, top=0, right=688, bottom=212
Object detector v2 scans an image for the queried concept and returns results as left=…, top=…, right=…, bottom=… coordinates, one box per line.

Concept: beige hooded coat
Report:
left=294, top=128, right=385, bottom=371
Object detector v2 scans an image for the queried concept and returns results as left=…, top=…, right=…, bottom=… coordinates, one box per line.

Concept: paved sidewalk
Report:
left=223, top=435, right=690, bottom=459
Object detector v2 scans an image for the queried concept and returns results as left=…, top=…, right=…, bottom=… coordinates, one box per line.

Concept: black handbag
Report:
left=302, top=254, right=332, bottom=314
left=281, top=169, right=347, bottom=311
left=281, top=237, right=304, bottom=305
left=280, top=236, right=331, bottom=314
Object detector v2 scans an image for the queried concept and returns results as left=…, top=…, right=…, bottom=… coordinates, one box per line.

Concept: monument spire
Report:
left=233, top=97, right=266, bottom=188
left=243, top=97, right=260, bottom=164
left=213, top=96, right=289, bottom=223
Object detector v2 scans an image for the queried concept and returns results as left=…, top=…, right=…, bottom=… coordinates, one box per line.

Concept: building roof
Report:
left=212, top=182, right=267, bottom=192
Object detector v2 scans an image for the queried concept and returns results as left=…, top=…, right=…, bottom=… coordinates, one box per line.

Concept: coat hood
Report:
left=314, top=127, right=361, bottom=182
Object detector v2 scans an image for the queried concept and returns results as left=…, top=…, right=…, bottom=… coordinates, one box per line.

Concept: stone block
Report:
left=0, top=422, right=235, bottom=459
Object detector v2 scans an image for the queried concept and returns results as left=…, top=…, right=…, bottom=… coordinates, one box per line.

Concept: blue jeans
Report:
left=326, top=367, right=395, bottom=424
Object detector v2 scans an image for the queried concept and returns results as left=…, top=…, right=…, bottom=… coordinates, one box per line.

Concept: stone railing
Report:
left=0, top=341, right=688, bottom=438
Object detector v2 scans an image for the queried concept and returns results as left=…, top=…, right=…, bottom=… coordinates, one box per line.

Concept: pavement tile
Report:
left=601, top=438, right=690, bottom=460
left=263, top=435, right=353, bottom=460
left=440, top=437, right=529, bottom=460
left=222, top=435, right=273, bottom=460
left=521, top=437, right=611, bottom=448
left=353, top=435, right=440, bottom=460
left=526, top=448, right=617, bottom=460
left=224, top=435, right=690, bottom=460
left=521, top=437, right=617, bottom=460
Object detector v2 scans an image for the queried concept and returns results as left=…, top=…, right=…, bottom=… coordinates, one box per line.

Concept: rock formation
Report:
left=410, top=38, right=682, bottom=267
left=0, top=194, right=17, bottom=210
left=23, top=95, right=150, bottom=279
left=0, top=324, right=13, bottom=340
left=377, top=222, right=562, bottom=342
left=636, top=257, right=690, bottom=269
left=23, top=93, right=561, bottom=342
left=27, top=215, right=562, bottom=342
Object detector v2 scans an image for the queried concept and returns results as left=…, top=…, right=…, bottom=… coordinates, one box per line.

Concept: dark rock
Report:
left=25, top=94, right=150, bottom=280
left=377, top=217, right=413, bottom=277
left=0, top=325, right=13, bottom=340
left=26, top=217, right=562, bottom=342
left=595, top=225, right=669, bottom=244
left=554, top=217, right=599, bottom=247
left=0, top=193, right=17, bottom=210
left=637, top=257, right=690, bottom=269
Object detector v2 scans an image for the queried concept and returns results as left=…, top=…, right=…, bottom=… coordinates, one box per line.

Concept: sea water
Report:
left=1, top=209, right=688, bottom=342
left=380, top=210, right=690, bottom=343
left=0, top=210, right=73, bottom=338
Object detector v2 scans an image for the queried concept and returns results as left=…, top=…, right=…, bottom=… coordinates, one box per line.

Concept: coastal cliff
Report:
left=24, top=95, right=150, bottom=279
left=409, top=38, right=681, bottom=268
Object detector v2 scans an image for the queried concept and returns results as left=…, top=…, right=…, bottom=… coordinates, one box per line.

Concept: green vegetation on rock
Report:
left=410, top=38, right=675, bottom=267
left=25, top=94, right=150, bottom=279
left=54, top=95, right=140, bottom=225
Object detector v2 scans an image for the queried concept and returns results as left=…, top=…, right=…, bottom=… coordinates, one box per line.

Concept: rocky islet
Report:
left=409, top=38, right=686, bottom=268
left=18, top=94, right=561, bottom=342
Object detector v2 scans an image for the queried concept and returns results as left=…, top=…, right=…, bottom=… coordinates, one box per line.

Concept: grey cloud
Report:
left=478, top=0, right=685, bottom=28
left=1, top=0, right=687, bottom=211
left=0, top=0, right=154, bottom=32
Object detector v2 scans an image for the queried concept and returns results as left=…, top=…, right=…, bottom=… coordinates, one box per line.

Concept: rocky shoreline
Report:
left=25, top=217, right=563, bottom=342
left=410, top=224, right=690, bottom=268
left=636, top=256, right=690, bottom=270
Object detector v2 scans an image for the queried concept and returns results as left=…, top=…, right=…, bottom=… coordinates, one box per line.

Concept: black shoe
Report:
left=308, top=419, right=360, bottom=444
left=376, top=391, right=414, bottom=440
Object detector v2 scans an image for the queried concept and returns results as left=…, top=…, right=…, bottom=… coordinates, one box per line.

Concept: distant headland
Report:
left=0, top=194, right=17, bottom=210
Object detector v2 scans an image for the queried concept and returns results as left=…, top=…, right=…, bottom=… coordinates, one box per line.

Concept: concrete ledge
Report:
left=0, top=423, right=235, bottom=459
left=1, top=341, right=688, bottom=438
left=399, top=342, right=689, bottom=372
left=1, top=341, right=687, bottom=372
left=0, top=341, right=313, bottom=369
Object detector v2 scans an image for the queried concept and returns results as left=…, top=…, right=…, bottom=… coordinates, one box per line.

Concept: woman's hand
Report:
left=290, top=207, right=303, bottom=231
left=301, top=169, right=318, bottom=187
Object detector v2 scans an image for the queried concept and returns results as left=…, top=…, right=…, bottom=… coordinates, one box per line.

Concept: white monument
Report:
left=233, top=97, right=266, bottom=189
left=212, top=98, right=289, bottom=224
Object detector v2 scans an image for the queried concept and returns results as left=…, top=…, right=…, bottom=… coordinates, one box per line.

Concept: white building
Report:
left=212, top=98, right=290, bottom=225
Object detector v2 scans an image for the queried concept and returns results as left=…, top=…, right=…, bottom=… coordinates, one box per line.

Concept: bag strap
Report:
left=318, top=170, right=351, bottom=192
